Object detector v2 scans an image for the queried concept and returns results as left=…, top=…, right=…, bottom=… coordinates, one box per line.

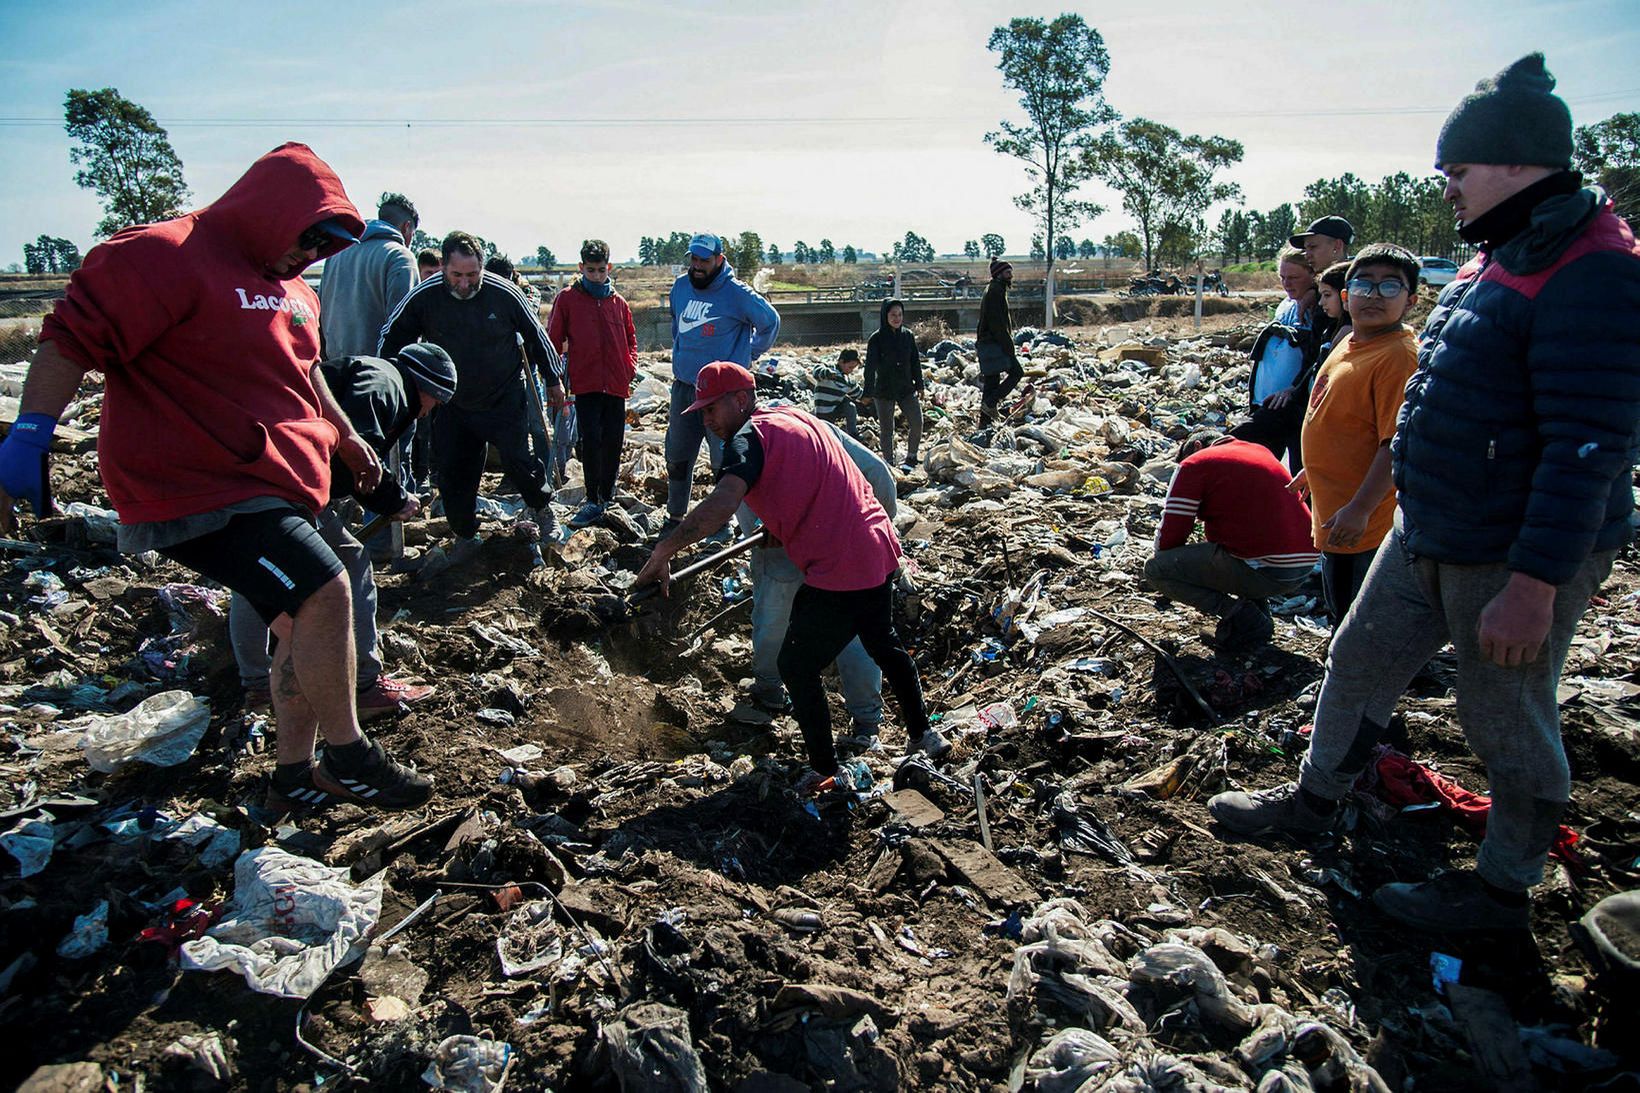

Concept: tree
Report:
left=896, top=231, right=934, bottom=263
left=23, top=235, right=81, bottom=274
left=730, top=231, right=763, bottom=277
left=1214, top=208, right=1251, bottom=264
left=1077, top=238, right=1096, bottom=259
left=534, top=245, right=556, bottom=269
left=984, top=13, right=1116, bottom=326
left=1103, top=231, right=1140, bottom=258
left=63, top=88, right=190, bottom=238
left=793, top=241, right=811, bottom=264
left=1575, top=112, right=1640, bottom=218
left=980, top=233, right=1006, bottom=260
left=766, top=242, right=782, bottom=265
left=817, top=238, right=835, bottom=263
left=1086, top=117, right=1243, bottom=270
left=842, top=245, right=858, bottom=264
left=411, top=228, right=440, bottom=254
left=963, top=240, right=981, bottom=259
left=1054, top=234, right=1075, bottom=259
left=1030, top=235, right=1046, bottom=259
left=637, top=237, right=656, bottom=265
left=1297, top=172, right=1373, bottom=239
left=1250, top=204, right=1297, bottom=259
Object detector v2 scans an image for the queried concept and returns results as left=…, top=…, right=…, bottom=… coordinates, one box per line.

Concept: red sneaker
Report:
left=356, top=676, right=435, bottom=720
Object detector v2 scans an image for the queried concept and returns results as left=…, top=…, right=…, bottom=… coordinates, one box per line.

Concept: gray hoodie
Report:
left=318, top=219, right=417, bottom=357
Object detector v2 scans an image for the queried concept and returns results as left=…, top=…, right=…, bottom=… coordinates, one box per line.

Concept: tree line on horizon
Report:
left=13, top=83, right=1638, bottom=277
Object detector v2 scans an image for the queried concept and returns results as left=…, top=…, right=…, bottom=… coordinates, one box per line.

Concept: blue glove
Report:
left=0, top=412, right=56, bottom=515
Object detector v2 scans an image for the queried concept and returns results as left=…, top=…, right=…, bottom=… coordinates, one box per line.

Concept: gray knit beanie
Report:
left=1435, top=53, right=1573, bottom=169
left=394, top=343, right=457, bottom=403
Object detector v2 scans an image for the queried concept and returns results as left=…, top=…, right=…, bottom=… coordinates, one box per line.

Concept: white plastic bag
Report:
left=181, top=848, right=383, bottom=998
left=80, top=690, right=210, bottom=773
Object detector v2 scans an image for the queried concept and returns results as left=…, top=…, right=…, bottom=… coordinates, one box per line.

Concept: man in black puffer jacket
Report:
left=1209, top=53, right=1640, bottom=934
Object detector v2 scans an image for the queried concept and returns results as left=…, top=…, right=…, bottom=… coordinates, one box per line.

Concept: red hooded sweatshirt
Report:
left=545, top=279, right=638, bottom=398
left=41, top=143, right=364, bottom=523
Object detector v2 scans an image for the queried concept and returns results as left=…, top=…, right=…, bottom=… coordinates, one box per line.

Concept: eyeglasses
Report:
left=297, top=224, right=332, bottom=251
left=1346, top=277, right=1408, bottom=299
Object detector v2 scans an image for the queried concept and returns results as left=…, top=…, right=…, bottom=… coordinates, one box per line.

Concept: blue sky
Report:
left=2, top=0, right=1636, bottom=264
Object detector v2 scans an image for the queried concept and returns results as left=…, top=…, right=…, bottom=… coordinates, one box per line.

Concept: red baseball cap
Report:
left=685, top=361, right=757, bottom=413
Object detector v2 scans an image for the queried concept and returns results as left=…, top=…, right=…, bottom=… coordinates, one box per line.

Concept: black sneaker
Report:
left=315, top=736, right=434, bottom=810
left=264, top=761, right=343, bottom=815
left=1371, top=869, right=1531, bottom=933
left=1207, top=781, right=1335, bottom=837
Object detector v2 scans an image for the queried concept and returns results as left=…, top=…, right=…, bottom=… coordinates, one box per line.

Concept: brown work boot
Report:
left=356, top=676, right=435, bottom=721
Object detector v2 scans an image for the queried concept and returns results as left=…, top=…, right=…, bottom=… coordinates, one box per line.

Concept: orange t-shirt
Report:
left=1299, top=328, right=1418, bottom=553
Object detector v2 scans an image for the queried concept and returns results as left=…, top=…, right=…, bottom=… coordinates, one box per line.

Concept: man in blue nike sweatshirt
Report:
left=661, top=233, right=780, bottom=533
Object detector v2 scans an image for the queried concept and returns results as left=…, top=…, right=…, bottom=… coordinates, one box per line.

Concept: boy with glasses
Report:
left=1287, top=243, right=1421, bottom=625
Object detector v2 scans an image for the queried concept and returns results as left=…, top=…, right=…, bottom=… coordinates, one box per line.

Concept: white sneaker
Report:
left=905, top=729, right=951, bottom=761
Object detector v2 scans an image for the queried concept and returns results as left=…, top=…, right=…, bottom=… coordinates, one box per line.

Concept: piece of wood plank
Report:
left=929, top=837, right=1039, bottom=908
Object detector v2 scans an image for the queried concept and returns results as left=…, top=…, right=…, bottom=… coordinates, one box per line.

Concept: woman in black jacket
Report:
left=864, top=297, right=924, bottom=468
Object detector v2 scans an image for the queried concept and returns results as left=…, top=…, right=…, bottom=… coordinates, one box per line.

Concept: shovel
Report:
left=626, top=529, right=765, bottom=607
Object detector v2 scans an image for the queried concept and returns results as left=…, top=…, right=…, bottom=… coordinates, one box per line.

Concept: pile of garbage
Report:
left=4, top=318, right=1639, bottom=1091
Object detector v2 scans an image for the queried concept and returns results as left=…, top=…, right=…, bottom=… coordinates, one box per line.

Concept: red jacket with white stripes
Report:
left=1155, top=439, right=1319, bottom=568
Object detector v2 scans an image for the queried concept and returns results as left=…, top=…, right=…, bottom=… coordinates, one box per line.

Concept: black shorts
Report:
left=160, top=507, right=344, bottom=625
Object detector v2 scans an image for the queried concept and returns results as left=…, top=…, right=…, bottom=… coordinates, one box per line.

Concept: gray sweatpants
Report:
left=665, top=378, right=725, bottom=518
left=229, top=506, right=382, bottom=690
left=1298, top=522, right=1614, bottom=891
left=874, top=393, right=922, bottom=465
left=1144, top=544, right=1310, bottom=618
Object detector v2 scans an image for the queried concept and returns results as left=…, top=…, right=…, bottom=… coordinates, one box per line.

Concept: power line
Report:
left=0, top=88, right=1632, bottom=129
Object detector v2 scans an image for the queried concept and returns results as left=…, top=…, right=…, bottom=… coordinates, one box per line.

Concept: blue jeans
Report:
left=749, top=545, right=882, bottom=727
left=665, top=379, right=724, bottom=518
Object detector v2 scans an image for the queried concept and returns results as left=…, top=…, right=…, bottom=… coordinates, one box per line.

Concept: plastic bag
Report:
left=1, top=817, right=54, bottom=877
left=1128, top=941, right=1255, bottom=1032
left=497, top=900, right=564, bottom=977
left=423, top=1035, right=512, bottom=1092
left=1024, top=1027, right=1122, bottom=1092
left=80, top=690, right=210, bottom=773
left=180, top=848, right=383, bottom=998
left=600, top=1001, right=709, bottom=1093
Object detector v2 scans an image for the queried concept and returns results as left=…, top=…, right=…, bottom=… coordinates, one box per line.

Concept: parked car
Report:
left=1418, top=256, right=1461, bottom=287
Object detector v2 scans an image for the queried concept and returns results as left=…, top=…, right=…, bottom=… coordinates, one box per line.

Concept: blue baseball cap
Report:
left=687, top=233, right=723, bottom=259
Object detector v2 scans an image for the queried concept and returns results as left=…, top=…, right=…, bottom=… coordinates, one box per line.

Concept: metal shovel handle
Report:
left=628, top=529, right=766, bottom=605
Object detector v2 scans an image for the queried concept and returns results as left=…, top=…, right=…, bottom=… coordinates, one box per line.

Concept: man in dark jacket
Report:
left=976, top=259, right=1023, bottom=433
left=0, top=144, right=433, bottom=812
left=229, top=345, right=455, bottom=719
left=864, top=298, right=923, bottom=468
left=1209, top=54, right=1640, bottom=934
left=379, top=230, right=566, bottom=576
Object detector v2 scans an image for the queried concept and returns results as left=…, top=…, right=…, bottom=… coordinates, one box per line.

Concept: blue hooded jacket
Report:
left=668, top=260, right=780, bottom=383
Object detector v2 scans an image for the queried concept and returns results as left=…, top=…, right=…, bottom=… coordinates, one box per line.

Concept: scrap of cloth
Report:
left=1360, top=747, right=1583, bottom=866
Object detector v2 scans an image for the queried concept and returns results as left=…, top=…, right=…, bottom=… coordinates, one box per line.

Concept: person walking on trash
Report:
left=632, top=361, right=949, bottom=795
left=0, top=143, right=433, bottom=813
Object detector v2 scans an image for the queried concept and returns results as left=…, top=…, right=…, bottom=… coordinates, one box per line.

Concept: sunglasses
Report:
left=1346, top=277, right=1408, bottom=299
left=297, top=224, right=332, bottom=251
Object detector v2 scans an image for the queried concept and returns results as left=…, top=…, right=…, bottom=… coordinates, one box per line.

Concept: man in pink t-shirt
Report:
left=634, top=362, right=948, bottom=790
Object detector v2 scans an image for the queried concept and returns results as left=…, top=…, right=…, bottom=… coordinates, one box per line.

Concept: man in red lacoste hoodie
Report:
left=0, top=143, right=432, bottom=814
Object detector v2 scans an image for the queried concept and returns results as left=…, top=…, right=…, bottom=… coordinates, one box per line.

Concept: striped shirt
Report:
left=812, top=363, right=862, bottom=415
left=1155, top=439, right=1320, bottom=569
